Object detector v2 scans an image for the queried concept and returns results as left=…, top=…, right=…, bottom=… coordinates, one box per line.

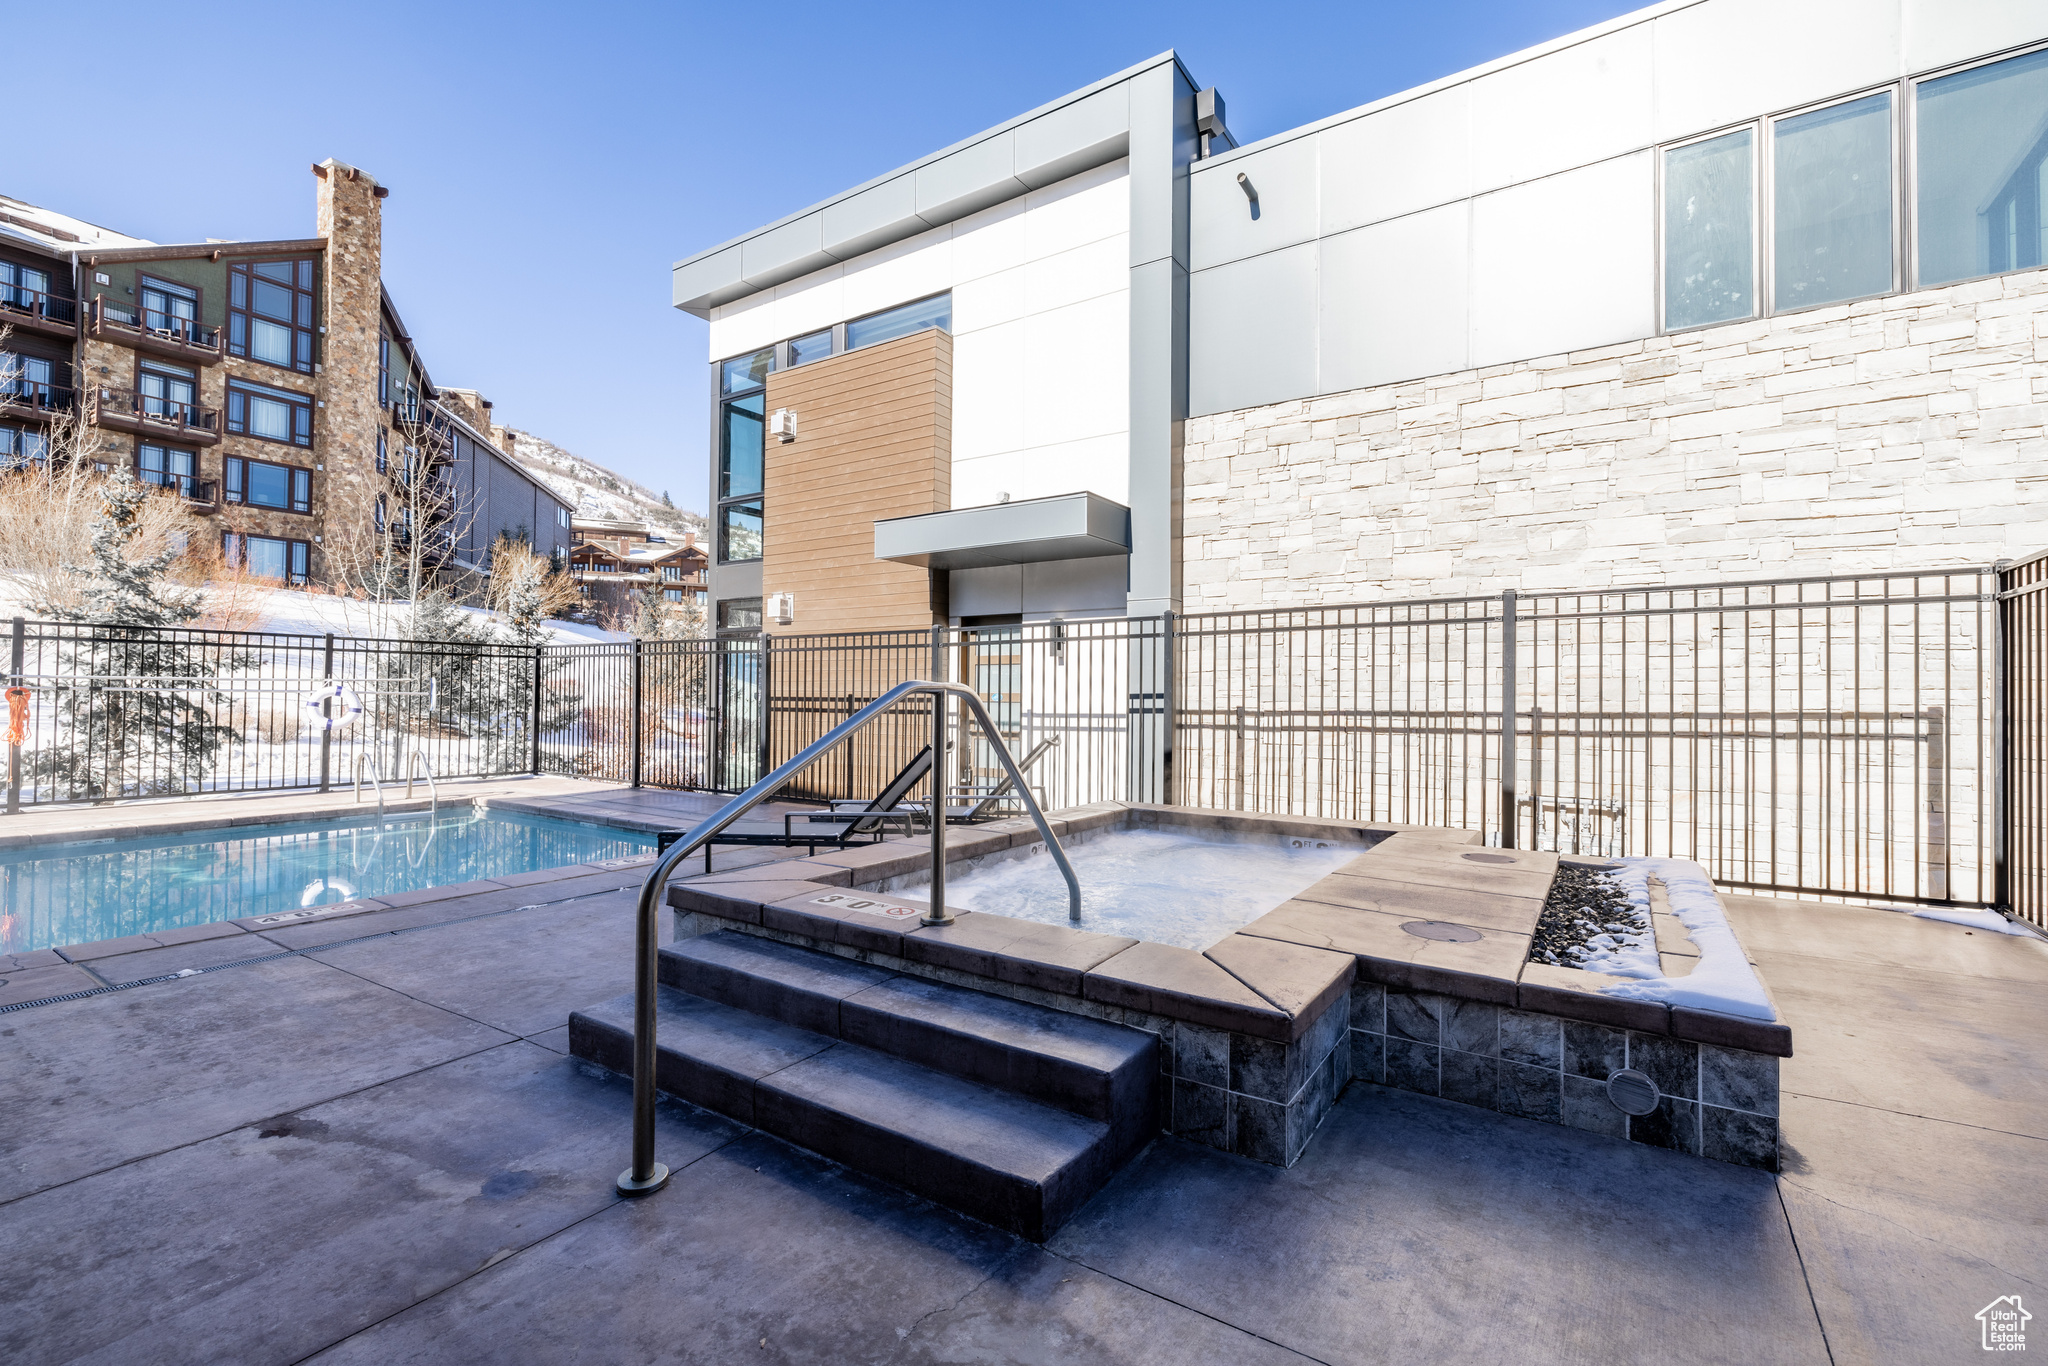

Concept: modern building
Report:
left=0, top=162, right=571, bottom=589
left=676, top=0, right=2047, bottom=634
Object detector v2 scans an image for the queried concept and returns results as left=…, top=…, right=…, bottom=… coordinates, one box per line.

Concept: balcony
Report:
left=89, top=386, right=221, bottom=446
left=89, top=296, right=225, bottom=366
left=0, top=380, right=74, bottom=425
left=0, top=286, right=79, bottom=341
left=140, top=472, right=218, bottom=512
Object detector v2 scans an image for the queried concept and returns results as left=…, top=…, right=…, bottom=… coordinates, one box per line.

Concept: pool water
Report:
left=0, top=809, right=654, bottom=954
left=905, top=827, right=1359, bottom=950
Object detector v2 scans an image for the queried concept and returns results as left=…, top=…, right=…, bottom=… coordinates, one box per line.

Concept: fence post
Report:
left=1499, top=590, right=1518, bottom=849
left=317, top=633, right=335, bottom=795
left=629, top=638, right=644, bottom=790
left=1992, top=561, right=2011, bottom=916
left=755, top=636, right=772, bottom=787
left=7, top=617, right=23, bottom=815
left=530, top=646, right=544, bottom=776
left=929, top=623, right=945, bottom=807
left=1162, top=610, right=1177, bottom=807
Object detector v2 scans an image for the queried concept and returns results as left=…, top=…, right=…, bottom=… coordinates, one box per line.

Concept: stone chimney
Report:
left=313, top=158, right=387, bottom=554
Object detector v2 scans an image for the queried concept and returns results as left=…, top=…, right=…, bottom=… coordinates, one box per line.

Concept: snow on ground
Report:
left=247, top=588, right=629, bottom=646
left=1907, top=905, right=2039, bottom=937
left=1598, top=857, right=1780, bottom=1022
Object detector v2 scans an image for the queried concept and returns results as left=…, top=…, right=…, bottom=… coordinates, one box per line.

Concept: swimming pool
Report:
left=0, top=809, right=654, bottom=954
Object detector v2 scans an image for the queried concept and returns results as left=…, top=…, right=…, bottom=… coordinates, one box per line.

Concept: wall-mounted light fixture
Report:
left=1196, top=88, right=1228, bottom=159
left=1237, top=172, right=1257, bottom=204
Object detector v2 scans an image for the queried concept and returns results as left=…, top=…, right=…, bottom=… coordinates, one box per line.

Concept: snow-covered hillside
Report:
left=501, top=429, right=703, bottom=539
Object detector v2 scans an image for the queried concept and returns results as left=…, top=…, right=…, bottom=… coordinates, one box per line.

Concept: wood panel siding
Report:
left=761, top=328, right=951, bottom=634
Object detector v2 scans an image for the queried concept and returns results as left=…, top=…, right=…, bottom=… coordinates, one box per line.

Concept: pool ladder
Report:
left=613, top=679, right=1081, bottom=1198
left=351, top=747, right=439, bottom=820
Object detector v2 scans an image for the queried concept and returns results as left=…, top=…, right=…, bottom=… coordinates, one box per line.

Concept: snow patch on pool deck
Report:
left=1599, top=858, right=1778, bottom=1022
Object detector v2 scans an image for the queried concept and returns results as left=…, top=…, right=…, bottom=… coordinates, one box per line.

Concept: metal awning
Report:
left=874, top=491, right=1130, bottom=570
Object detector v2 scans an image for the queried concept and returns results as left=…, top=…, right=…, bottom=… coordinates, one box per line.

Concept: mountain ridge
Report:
left=501, top=429, right=704, bottom=541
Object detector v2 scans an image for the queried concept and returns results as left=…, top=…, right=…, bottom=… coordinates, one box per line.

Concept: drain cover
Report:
left=1606, top=1068, right=1661, bottom=1116
left=1461, top=852, right=1516, bottom=864
left=1400, top=920, right=1482, bottom=942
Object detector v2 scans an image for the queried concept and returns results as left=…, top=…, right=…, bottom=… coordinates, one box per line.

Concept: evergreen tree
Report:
left=35, top=471, right=239, bottom=798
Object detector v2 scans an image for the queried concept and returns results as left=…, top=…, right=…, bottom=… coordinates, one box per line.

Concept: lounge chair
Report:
left=931, top=735, right=1060, bottom=824
left=666, top=744, right=937, bottom=871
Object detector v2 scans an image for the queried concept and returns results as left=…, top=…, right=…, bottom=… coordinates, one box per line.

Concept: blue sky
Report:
left=9, top=0, right=1640, bottom=515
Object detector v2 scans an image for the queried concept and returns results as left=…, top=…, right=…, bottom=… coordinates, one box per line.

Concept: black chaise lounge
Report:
left=938, top=735, right=1059, bottom=823
left=666, top=744, right=937, bottom=871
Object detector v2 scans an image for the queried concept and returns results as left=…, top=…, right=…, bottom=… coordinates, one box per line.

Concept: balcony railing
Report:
left=0, top=286, right=78, bottom=339
left=140, top=472, right=218, bottom=508
left=90, top=386, right=221, bottom=444
left=0, top=380, right=75, bottom=421
left=90, top=296, right=225, bottom=363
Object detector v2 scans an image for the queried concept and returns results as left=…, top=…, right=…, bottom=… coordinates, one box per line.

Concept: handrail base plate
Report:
left=616, top=1163, right=670, bottom=1196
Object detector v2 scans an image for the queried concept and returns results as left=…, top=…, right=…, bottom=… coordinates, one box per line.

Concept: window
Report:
left=846, top=294, right=951, bottom=350
left=226, top=381, right=313, bottom=447
left=0, top=426, right=48, bottom=466
left=223, top=532, right=310, bottom=585
left=1, top=261, right=54, bottom=313
left=1663, top=129, right=1755, bottom=329
left=228, top=258, right=316, bottom=373
left=788, top=328, right=833, bottom=366
left=375, top=493, right=386, bottom=533
left=717, top=597, right=762, bottom=631
left=557, top=506, right=570, bottom=528
left=720, top=391, right=764, bottom=500
left=1916, top=47, right=2048, bottom=286
left=138, top=443, right=199, bottom=497
left=378, top=333, right=390, bottom=405
left=662, top=565, right=682, bottom=580
left=665, top=588, right=684, bottom=602
left=720, top=346, right=774, bottom=395
left=138, top=362, right=197, bottom=421
left=1, top=353, right=53, bottom=399
left=140, top=276, right=199, bottom=337
left=720, top=502, right=763, bottom=562
left=224, top=455, right=311, bottom=513
left=1773, top=92, right=1894, bottom=311
left=376, top=428, right=387, bottom=473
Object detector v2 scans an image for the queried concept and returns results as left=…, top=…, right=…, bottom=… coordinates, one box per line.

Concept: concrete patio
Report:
left=1, top=787, right=2042, bottom=1364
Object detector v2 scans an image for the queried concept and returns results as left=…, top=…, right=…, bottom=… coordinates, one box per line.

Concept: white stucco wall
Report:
left=707, top=159, right=1131, bottom=511
left=1186, top=0, right=2048, bottom=418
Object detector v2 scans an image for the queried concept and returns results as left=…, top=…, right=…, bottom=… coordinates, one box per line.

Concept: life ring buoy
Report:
left=302, top=683, right=363, bottom=732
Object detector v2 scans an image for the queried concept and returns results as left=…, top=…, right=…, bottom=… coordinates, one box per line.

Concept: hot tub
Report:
left=669, top=802, right=1787, bottom=1171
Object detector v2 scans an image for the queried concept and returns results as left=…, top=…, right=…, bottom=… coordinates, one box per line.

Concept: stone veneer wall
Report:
left=1182, top=269, right=2048, bottom=608
left=313, top=160, right=387, bottom=585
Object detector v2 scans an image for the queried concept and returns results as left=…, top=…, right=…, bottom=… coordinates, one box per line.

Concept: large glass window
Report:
left=228, top=258, right=316, bottom=374
left=224, top=533, right=310, bottom=585
left=1917, top=48, right=2048, bottom=286
left=140, top=276, right=199, bottom=337
left=720, top=391, right=764, bottom=500
left=788, top=329, right=833, bottom=366
left=1, top=261, right=56, bottom=316
left=226, top=381, right=313, bottom=447
left=846, top=294, right=951, bottom=350
left=138, top=443, right=199, bottom=497
left=0, top=425, right=48, bottom=466
left=1773, top=93, right=1894, bottom=311
left=224, top=455, right=311, bottom=513
left=1664, top=129, right=1755, bottom=329
left=720, top=347, right=774, bottom=395
left=721, top=502, right=763, bottom=562
left=138, top=363, right=197, bottom=420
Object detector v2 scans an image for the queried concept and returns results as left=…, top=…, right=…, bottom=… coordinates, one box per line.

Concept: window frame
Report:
left=225, top=379, right=315, bottom=448
left=137, top=274, right=202, bottom=337
left=1906, top=40, right=2048, bottom=291
left=135, top=357, right=199, bottom=419
left=227, top=256, right=318, bottom=375
left=136, top=441, right=200, bottom=497
left=844, top=292, right=952, bottom=352
left=222, top=531, right=311, bottom=586
left=1764, top=84, right=1903, bottom=316
left=222, top=453, right=313, bottom=515
left=1656, top=121, right=1763, bottom=335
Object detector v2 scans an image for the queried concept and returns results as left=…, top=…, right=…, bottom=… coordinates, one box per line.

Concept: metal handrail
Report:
left=403, top=746, right=438, bottom=804
left=352, top=754, right=384, bottom=818
left=614, top=678, right=1081, bottom=1196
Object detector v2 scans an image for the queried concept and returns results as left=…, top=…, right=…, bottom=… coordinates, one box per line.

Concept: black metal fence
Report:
left=3, top=557, right=2040, bottom=925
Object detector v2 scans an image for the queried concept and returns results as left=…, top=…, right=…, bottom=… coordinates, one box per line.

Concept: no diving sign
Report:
left=811, top=894, right=922, bottom=920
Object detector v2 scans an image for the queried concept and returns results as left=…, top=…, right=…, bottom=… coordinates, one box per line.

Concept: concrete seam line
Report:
left=0, top=884, right=637, bottom=1016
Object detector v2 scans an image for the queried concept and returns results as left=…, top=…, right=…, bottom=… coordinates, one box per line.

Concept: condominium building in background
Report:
left=0, top=160, right=570, bottom=589
left=676, top=0, right=2047, bottom=634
